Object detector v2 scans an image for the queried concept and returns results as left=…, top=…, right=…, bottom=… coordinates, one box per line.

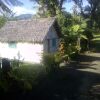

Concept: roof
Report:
left=0, top=17, right=57, bottom=43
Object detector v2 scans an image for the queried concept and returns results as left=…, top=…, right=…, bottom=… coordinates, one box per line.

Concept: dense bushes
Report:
left=42, top=52, right=71, bottom=73
left=0, top=63, right=46, bottom=98
left=0, top=73, right=32, bottom=95
left=42, top=53, right=58, bottom=72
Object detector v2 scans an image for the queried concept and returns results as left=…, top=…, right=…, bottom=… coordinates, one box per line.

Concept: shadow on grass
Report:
left=0, top=67, right=84, bottom=100
left=1, top=54, right=100, bottom=100
left=30, top=68, right=84, bottom=100
left=74, top=54, right=100, bottom=62
left=29, top=54, right=100, bottom=100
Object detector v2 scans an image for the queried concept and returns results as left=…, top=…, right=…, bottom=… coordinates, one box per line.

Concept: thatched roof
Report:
left=0, top=17, right=56, bottom=43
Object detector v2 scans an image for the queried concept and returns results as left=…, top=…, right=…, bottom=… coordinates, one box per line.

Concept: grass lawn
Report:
left=0, top=61, right=83, bottom=100
left=12, top=63, right=46, bottom=84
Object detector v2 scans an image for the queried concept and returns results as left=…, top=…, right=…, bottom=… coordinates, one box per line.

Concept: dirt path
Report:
left=76, top=53, right=100, bottom=100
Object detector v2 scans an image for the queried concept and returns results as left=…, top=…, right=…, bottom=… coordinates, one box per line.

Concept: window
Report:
left=8, top=42, right=17, bottom=48
left=52, top=38, right=56, bottom=47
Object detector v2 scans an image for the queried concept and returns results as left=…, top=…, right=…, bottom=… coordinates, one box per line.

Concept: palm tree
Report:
left=0, top=0, right=23, bottom=13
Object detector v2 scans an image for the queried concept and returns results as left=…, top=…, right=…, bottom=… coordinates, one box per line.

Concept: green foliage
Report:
left=0, top=16, right=6, bottom=28
left=59, top=10, right=95, bottom=59
left=42, top=53, right=58, bottom=72
left=11, top=59, right=20, bottom=68
left=55, top=52, right=62, bottom=63
left=71, top=25, right=80, bottom=32
left=0, top=71, right=32, bottom=94
left=12, top=63, right=45, bottom=83
left=80, top=39, right=88, bottom=51
left=43, top=53, right=55, bottom=65
left=0, top=63, right=46, bottom=94
left=32, top=0, right=69, bottom=17
left=0, top=0, right=23, bottom=14
left=57, top=12, right=88, bottom=59
left=84, top=29, right=93, bottom=40
left=33, top=0, right=99, bottom=59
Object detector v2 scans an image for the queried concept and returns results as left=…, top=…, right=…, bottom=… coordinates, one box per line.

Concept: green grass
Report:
left=0, top=59, right=84, bottom=100
left=12, top=63, right=46, bottom=84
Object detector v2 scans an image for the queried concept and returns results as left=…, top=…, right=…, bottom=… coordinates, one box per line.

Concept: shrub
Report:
left=12, top=63, right=45, bottom=84
left=80, top=38, right=88, bottom=52
left=70, top=52, right=79, bottom=60
left=11, top=59, right=19, bottom=68
left=0, top=70, right=32, bottom=95
left=11, top=58, right=23, bottom=68
left=0, top=63, right=45, bottom=96
left=42, top=53, right=58, bottom=73
left=55, top=52, right=62, bottom=63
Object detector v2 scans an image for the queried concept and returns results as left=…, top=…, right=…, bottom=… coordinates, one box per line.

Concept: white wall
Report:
left=44, top=26, right=59, bottom=53
left=0, top=42, right=43, bottom=63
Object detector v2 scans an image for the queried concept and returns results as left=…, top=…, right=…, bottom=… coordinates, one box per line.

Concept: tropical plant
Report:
left=0, top=16, right=6, bottom=28
left=0, top=0, right=23, bottom=14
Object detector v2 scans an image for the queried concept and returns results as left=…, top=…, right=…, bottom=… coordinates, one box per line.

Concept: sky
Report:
left=11, top=0, right=88, bottom=16
left=12, top=0, right=37, bottom=16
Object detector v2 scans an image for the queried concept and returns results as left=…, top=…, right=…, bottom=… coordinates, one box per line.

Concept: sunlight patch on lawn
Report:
left=92, top=38, right=100, bottom=41
left=93, top=34, right=100, bottom=37
left=92, top=34, right=100, bottom=41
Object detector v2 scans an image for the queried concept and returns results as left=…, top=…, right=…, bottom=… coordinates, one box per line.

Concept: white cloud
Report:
left=12, top=6, right=37, bottom=16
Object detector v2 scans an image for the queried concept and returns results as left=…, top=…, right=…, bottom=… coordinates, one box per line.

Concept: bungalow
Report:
left=0, top=18, right=61, bottom=63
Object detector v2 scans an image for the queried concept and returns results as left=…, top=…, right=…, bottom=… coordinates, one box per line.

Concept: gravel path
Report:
left=76, top=53, right=100, bottom=100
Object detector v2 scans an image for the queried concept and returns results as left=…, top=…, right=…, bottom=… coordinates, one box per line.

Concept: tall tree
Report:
left=30, top=0, right=84, bottom=17
left=30, top=0, right=64, bottom=17
left=73, top=0, right=100, bottom=29
left=84, top=0, right=100, bottom=28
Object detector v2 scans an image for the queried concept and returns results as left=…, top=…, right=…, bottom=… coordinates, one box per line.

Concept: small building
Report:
left=0, top=18, right=61, bottom=63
